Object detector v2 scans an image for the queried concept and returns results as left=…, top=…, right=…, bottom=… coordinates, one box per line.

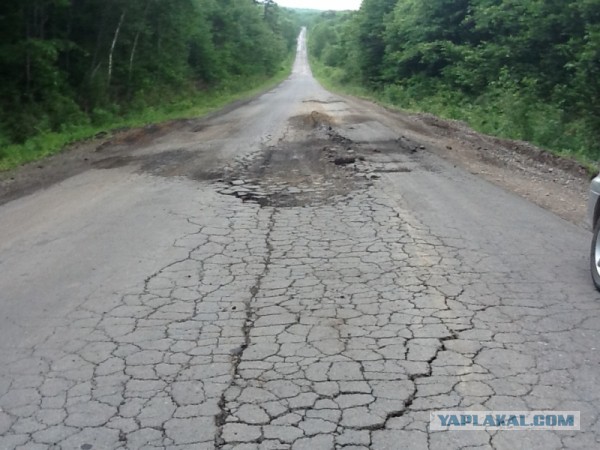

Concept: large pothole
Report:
left=215, top=113, right=373, bottom=207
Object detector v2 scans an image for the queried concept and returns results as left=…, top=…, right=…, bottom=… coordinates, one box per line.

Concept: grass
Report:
left=310, top=58, right=599, bottom=177
left=0, top=56, right=294, bottom=171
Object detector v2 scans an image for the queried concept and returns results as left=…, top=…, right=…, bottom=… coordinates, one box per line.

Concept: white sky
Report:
left=276, top=0, right=362, bottom=11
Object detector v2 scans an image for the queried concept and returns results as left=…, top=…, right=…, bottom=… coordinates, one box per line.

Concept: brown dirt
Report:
left=409, top=113, right=594, bottom=226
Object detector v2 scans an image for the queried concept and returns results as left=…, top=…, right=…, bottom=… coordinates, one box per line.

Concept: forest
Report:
left=0, top=0, right=304, bottom=167
left=309, top=0, right=600, bottom=161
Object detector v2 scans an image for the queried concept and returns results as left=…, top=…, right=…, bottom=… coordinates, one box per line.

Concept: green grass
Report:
left=310, top=58, right=599, bottom=176
left=0, top=57, right=294, bottom=171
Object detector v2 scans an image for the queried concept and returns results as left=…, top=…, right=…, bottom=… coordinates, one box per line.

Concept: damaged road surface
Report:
left=1, top=30, right=599, bottom=450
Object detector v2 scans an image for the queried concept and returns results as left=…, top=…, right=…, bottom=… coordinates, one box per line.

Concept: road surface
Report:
left=0, top=29, right=599, bottom=450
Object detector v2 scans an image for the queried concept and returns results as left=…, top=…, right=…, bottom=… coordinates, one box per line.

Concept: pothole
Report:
left=288, top=111, right=336, bottom=130
left=333, top=156, right=357, bottom=166
left=215, top=122, right=374, bottom=207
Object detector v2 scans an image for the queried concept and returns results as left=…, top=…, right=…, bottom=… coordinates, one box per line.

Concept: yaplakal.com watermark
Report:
left=430, top=411, right=580, bottom=431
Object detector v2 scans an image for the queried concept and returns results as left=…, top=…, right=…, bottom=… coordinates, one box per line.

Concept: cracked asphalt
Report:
left=1, top=29, right=599, bottom=450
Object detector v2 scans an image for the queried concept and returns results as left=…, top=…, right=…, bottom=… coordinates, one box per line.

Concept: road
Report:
left=0, top=29, right=599, bottom=450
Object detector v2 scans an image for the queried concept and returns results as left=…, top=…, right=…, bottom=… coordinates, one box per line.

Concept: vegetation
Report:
left=0, top=0, right=306, bottom=169
left=309, top=1, right=600, bottom=163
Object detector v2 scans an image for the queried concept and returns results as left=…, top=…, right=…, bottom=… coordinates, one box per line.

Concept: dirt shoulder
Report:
left=416, top=113, right=592, bottom=227
left=338, top=94, right=595, bottom=227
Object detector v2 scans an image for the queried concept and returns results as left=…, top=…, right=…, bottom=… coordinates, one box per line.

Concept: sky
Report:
left=276, top=0, right=362, bottom=11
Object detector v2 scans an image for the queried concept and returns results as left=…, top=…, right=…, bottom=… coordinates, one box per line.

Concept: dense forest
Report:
left=0, top=0, right=304, bottom=163
left=310, top=0, right=600, bottom=161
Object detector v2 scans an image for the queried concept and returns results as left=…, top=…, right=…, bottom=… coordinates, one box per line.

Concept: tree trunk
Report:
left=128, top=1, right=150, bottom=84
left=91, top=6, right=109, bottom=77
left=25, top=6, right=32, bottom=94
left=128, top=32, right=140, bottom=81
left=107, top=10, right=126, bottom=88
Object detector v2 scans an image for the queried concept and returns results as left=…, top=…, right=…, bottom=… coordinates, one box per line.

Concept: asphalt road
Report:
left=1, top=29, right=599, bottom=450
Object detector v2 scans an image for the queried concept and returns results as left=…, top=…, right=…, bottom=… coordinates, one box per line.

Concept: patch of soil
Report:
left=411, top=113, right=593, bottom=225
left=417, top=113, right=592, bottom=179
left=215, top=113, right=371, bottom=208
left=288, top=111, right=336, bottom=130
left=333, top=156, right=356, bottom=166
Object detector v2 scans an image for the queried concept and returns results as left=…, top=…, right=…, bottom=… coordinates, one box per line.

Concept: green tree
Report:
left=354, top=0, right=397, bottom=85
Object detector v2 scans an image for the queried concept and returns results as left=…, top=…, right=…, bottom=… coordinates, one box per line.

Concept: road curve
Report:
left=0, top=29, right=598, bottom=450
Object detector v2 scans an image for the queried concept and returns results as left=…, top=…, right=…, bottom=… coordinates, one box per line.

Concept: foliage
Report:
left=309, top=0, right=600, bottom=162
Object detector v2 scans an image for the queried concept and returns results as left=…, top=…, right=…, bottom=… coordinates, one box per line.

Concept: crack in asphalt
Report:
left=0, top=119, right=598, bottom=450
left=215, top=207, right=277, bottom=447
left=1, top=161, right=594, bottom=449
left=209, top=173, right=491, bottom=448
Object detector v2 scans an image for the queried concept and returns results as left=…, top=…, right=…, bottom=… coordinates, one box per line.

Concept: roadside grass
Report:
left=310, top=59, right=599, bottom=177
left=0, top=56, right=294, bottom=172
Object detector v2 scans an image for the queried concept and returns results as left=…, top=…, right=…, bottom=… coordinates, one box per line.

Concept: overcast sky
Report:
left=276, top=0, right=362, bottom=11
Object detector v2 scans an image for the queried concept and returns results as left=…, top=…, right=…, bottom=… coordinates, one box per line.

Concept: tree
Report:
left=354, top=0, right=397, bottom=85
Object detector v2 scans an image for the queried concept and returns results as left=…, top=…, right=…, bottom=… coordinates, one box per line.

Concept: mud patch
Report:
left=288, top=111, right=336, bottom=130
left=139, top=149, right=197, bottom=176
left=91, top=149, right=197, bottom=177
left=374, top=166, right=412, bottom=173
left=215, top=125, right=373, bottom=207
left=96, top=122, right=184, bottom=151
left=302, top=99, right=345, bottom=105
left=92, top=156, right=136, bottom=170
left=333, top=156, right=356, bottom=166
